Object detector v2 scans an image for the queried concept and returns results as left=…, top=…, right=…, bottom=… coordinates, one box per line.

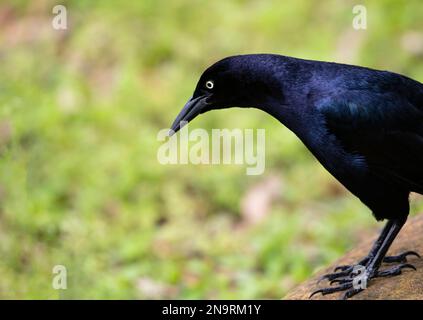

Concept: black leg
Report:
left=311, top=218, right=419, bottom=299
left=365, top=218, right=406, bottom=277
left=319, top=219, right=419, bottom=282
left=319, top=220, right=393, bottom=281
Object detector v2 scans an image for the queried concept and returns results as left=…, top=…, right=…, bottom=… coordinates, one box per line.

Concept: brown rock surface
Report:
left=285, top=214, right=423, bottom=300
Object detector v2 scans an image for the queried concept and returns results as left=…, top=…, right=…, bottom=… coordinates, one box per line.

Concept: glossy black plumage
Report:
left=170, top=54, right=423, bottom=298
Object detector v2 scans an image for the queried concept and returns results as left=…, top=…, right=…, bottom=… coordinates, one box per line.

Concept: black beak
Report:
left=169, top=95, right=208, bottom=135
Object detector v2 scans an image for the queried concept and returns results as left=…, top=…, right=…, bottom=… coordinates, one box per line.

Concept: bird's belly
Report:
left=299, top=131, right=410, bottom=220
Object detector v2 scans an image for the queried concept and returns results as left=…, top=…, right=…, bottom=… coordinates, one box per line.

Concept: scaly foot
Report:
left=318, top=250, right=420, bottom=283
left=311, top=262, right=416, bottom=299
left=311, top=250, right=420, bottom=299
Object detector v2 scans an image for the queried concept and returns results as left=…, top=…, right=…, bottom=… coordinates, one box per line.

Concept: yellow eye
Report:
left=205, top=80, right=214, bottom=89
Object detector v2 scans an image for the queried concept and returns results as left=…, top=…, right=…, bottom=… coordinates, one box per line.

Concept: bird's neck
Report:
left=256, top=59, right=315, bottom=132
left=260, top=94, right=308, bottom=135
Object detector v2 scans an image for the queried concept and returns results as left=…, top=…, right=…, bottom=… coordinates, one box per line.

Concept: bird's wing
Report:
left=317, top=89, right=423, bottom=193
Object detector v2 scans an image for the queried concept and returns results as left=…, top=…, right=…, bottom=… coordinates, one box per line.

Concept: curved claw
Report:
left=404, top=263, right=417, bottom=271
left=309, top=282, right=353, bottom=299
left=403, top=250, right=421, bottom=259
left=383, top=251, right=421, bottom=263
left=309, top=289, right=324, bottom=299
left=316, top=274, right=332, bottom=285
left=333, top=265, right=351, bottom=272
left=377, top=263, right=416, bottom=277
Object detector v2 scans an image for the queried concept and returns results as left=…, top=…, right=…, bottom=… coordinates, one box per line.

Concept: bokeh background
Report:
left=0, top=0, right=422, bottom=299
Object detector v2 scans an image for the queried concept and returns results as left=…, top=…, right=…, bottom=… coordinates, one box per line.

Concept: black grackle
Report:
left=170, top=54, right=423, bottom=299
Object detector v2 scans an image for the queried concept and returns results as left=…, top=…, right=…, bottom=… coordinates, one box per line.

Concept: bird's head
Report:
left=170, top=54, right=284, bottom=134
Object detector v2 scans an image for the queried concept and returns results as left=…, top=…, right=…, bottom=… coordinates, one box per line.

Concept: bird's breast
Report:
left=295, top=118, right=367, bottom=192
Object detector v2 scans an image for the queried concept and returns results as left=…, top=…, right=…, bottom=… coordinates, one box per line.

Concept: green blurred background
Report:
left=0, top=0, right=422, bottom=299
